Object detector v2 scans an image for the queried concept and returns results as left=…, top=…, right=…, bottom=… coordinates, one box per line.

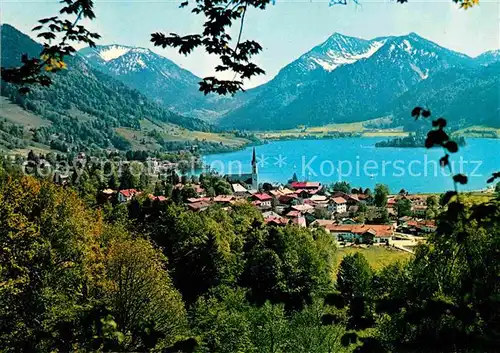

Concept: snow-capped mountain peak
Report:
left=296, top=34, right=388, bottom=73
left=98, top=45, right=132, bottom=61
left=475, top=49, right=500, bottom=66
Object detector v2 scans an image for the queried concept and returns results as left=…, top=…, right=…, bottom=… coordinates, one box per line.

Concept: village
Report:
left=102, top=148, right=438, bottom=253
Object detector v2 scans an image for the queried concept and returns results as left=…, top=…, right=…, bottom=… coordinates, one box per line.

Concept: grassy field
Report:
left=334, top=246, right=413, bottom=272
left=0, top=97, right=51, bottom=129
left=117, top=119, right=251, bottom=151
left=256, top=118, right=409, bottom=140
left=453, top=126, right=500, bottom=138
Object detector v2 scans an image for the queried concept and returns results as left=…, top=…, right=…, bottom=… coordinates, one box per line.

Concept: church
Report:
left=225, top=147, right=258, bottom=190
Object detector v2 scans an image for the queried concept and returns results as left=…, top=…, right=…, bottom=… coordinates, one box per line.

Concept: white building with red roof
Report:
left=117, top=189, right=141, bottom=203
left=328, top=197, right=347, bottom=214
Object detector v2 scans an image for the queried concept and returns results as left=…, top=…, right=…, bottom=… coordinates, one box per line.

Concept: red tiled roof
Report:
left=265, top=216, right=289, bottom=226
left=291, top=182, right=321, bottom=189
left=187, top=201, right=211, bottom=211
left=331, top=197, right=347, bottom=204
left=187, top=197, right=211, bottom=203
left=326, top=224, right=394, bottom=237
left=286, top=210, right=301, bottom=217
left=253, top=193, right=272, bottom=201
left=213, top=195, right=234, bottom=202
left=291, top=216, right=307, bottom=227
left=148, top=194, right=167, bottom=202
left=347, top=194, right=360, bottom=202
left=119, top=189, right=139, bottom=198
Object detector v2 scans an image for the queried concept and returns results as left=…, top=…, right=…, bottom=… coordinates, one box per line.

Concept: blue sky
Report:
left=2, top=0, right=499, bottom=87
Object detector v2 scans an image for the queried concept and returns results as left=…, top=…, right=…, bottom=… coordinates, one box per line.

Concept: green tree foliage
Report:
left=105, top=237, right=188, bottom=350
left=148, top=205, right=247, bottom=304
left=395, top=198, right=412, bottom=218
left=242, top=226, right=336, bottom=310
left=0, top=176, right=107, bottom=351
left=374, top=184, right=389, bottom=207
left=375, top=200, right=500, bottom=352
left=314, top=207, right=330, bottom=220
left=200, top=173, right=233, bottom=196
left=119, top=163, right=139, bottom=190
left=332, top=181, right=351, bottom=194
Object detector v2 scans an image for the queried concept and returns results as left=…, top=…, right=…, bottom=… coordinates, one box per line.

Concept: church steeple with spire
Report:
left=251, top=147, right=258, bottom=190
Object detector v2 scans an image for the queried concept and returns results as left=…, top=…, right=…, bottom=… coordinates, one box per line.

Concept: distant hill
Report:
left=387, top=62, right=500, bottom=131
left=78, top=45, right=244, bottom=122
left=3, top=24, right=499, bottom=141
left=0, top=24, right=215, bottom=153
left=475, top=49, right=500, bottom=66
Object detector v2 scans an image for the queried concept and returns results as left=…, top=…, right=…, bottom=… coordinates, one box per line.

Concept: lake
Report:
left=202, top=137, right=500, bottom=193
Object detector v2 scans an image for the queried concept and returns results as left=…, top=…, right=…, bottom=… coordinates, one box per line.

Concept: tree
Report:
left=119, top=164, right=138, bottom=190
left=337, top=253, right=373, bottom=300
left=336, top=253, right=375, bottom=332
left=192, top=288, right=255, bottom=353
left=291, top=172, right=299, bottom=183
left=0, top=176, right=107, bottom=351
left=105, top=237, right=188, bottom=350
left=314, top=207, right=330, bottom=220
left=395, top=198, right=412, bottom=218
left=374, top=184, right=389, bottom=207
left=379, top=207, right=390, bottom=224
left=332, top=181, right=351, bottom=194
left=495, top=182, right=500, bottom=198
left=242, top=226, right=336, bottom=310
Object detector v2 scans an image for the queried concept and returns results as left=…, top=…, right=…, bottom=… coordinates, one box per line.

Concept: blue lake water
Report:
left=202, top=137, right=500, bottom=193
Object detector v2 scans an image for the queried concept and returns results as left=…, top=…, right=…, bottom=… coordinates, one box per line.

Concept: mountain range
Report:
left=0, top=24, right=213, bottom=153
left=78, top=45, right=241, bottom=121
left=77, top=32, right=500, bottom=131
left=2, top=23, right=500, bottom=142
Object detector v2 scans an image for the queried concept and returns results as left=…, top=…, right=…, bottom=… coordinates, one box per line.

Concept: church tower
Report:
left=251, top=147, right=258, bottom=190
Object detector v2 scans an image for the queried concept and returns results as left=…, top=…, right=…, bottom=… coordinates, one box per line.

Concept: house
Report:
left=331, top=192, right=360, bottom=206
left=262, top=211, right=282, bottom=219
left=357, top=194, right=374, bottom=205
left=278, top=194, right=299, bottom=206
left=328, top=197, right=347, bottom=214
left=399, top=219, right=436, bottom=235
left=187, top=197, right=211, bottom=203
left=187, top=201, right=211, bottom=212
left=213, top=195, right=234, bottom=204
left=291, top=181, right=321, bottom=190
left=148, top=194, right=167, bottom=203
left=264, top=215, right=289, bottom=227
left=252, top=193, right=272, bottom=208
left=286, top=210, right=302, bottom=218
left=232, top=183, right=250, bottom=197
left=310, top=219, right=336, bottom=228
left=291, top=204, right=315, bottom=214
left=117, top=189, right=140, bottom=203
left=310, top=194, right=328, bottom=204
left=193, top=184, right=206, bottom=197
left=296, top=189, right=311, bottom=199
left=290, top=215, right=307, bottom=228
left=324, top=224, right=394, bottom=244
left=412, top=204, right=427, bottom=216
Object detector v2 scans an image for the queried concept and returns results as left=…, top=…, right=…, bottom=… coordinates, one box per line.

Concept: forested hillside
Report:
left=1, top=153, right=499, bottom=353
left=1, top=24, right=212, bottom=153
left=387, top=62, right=500, bottom=131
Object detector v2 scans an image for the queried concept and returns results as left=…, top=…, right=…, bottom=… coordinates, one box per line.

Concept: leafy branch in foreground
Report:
left=150, top=0, right=480, bottom=95
left=151, top=0, right=271, bottom=95
left=339, top=107, right=500, bottom=353
left=0, top=0, right=100, bottom=93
